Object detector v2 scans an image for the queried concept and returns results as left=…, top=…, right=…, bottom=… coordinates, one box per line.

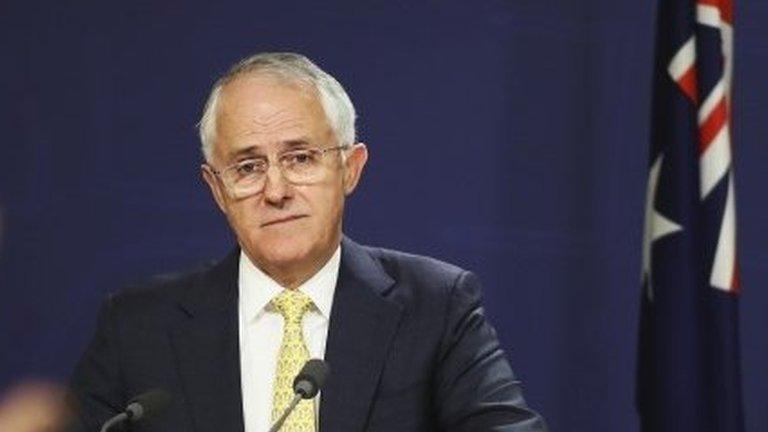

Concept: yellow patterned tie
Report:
left=271, top=289, right=316, bottom=431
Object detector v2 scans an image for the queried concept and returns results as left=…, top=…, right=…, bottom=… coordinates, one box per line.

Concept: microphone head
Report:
left=293, top=359, right=330, bottom=399
left=125, top=389, right=171, bottom=421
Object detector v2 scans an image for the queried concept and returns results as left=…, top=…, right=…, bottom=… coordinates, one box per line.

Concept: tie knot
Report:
left=271, top=289, right=313, bottom=323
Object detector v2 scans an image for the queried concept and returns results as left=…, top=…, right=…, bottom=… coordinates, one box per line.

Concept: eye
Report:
left=235, top=159, right=265, bottom=176
left=284, top=150, right=318, bottom=165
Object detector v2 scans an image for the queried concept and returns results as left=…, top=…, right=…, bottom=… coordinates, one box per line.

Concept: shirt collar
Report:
left=238, top=245, right=341, bottom=323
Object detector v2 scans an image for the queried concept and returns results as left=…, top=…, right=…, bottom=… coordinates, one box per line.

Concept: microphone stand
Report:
left=99, top=412, right=129, bottom=432
left=267, top=394, right=304, bottom=432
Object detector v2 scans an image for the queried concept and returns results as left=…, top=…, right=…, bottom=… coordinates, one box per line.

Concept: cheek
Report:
left=224, top=199, right=261, bottom=234
left=311, top=186, right=345, bottom=226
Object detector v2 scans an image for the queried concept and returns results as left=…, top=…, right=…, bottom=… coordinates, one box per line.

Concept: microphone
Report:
left=268, top=359, right=330, bottom=432
left=293, top=358, right=329, bottom=398
left=99, top=389, right=171, bottom=432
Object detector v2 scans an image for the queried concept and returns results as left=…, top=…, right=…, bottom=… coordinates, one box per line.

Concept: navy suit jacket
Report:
left=70, top=238, right=546, bottom=431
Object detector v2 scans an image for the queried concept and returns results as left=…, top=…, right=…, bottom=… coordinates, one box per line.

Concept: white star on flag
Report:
left=642, top=154, right=683, bottom=300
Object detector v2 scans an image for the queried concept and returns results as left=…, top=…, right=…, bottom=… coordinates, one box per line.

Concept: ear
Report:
left=201, top=164, right=229, bottom=214
left=342, top=143, right=368, bottom=195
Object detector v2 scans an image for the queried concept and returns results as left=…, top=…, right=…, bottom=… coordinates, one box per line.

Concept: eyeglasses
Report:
left=207, top=145, right=349, bottom=198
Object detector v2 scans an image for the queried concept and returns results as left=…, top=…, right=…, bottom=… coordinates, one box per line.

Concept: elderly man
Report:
left=70, top=53, right=547, bottom=432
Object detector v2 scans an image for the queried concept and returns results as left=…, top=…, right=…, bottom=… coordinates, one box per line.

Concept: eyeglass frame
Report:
left=204, top=144, right=351, bottom=198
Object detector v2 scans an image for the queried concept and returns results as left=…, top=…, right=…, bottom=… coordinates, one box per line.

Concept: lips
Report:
left=260, top=214, right=308, bottom=227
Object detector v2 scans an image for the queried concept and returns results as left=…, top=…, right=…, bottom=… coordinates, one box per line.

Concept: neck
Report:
left=245, top=243, right=339, bottom=290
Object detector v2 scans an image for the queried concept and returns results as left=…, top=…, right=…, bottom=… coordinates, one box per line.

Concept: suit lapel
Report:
left=320, top=238, right=404, bottom=432
left=170, top=249, right=245, bottom=432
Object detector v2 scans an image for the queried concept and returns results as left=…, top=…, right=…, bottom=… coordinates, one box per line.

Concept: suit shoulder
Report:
left=362, top=244, right=470, bottom=288
left=106, top=260, right=216, bottom=316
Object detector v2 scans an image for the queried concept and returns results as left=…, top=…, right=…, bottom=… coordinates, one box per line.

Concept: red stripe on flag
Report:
left=699, top=98, right=728, bottom=154
left=698, top=0, right=734, bottom=24
left=677, top=66, right=698, bottom=103
left=731, top=260, right=741, bottom=293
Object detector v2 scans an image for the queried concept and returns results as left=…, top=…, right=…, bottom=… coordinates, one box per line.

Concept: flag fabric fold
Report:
left=637, top=0, right=744, bottom=430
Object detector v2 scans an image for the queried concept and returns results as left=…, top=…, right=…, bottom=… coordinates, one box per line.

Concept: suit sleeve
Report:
left=68, top=295, right=128, bottom=432
left=433, top=271, right=548, bottom=432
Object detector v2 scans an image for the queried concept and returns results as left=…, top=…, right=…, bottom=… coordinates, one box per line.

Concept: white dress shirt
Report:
left=238, top=246, right=340, bottom=432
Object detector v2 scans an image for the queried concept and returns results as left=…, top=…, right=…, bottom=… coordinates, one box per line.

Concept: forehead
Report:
left=213, top=74, right=332, bottom=159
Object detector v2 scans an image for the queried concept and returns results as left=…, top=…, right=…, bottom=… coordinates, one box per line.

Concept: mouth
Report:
left=260, top=214, right=309, bottom=228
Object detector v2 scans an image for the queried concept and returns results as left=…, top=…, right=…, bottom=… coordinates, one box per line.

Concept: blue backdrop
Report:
left=1, top=1, right=766, bottom=431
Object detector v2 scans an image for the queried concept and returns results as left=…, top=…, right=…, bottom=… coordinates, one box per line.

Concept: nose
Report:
left=262, top=163, right=293, bottom=207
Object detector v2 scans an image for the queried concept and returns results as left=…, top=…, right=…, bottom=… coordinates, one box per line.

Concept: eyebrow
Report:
left=229, top=146, right=259, bottom=161
left=281, top=138, right=312, bottom=149
left=227, top=138, right=313, bottom=160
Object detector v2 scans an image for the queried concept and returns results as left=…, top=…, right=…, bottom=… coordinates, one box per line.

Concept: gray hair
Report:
left=198, top=52, right=357, bottom=162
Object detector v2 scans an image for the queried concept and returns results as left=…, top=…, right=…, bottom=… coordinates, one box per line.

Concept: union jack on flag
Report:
left=636, top=0, right=743, bottom=430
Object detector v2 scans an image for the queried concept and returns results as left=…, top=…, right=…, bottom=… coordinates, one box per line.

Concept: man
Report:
left=70, top=52, right=547, bottom=432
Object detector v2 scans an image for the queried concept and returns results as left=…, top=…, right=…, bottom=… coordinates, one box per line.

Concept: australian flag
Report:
left=636, top=0, right=743, bottom=431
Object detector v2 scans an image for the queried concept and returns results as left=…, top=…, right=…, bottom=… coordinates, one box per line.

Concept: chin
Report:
left=250, top=234, right=314, bottom=267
